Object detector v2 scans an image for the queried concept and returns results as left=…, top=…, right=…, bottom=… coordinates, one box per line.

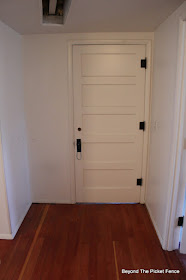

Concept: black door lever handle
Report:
left=77, top=139, right=81, bottom=152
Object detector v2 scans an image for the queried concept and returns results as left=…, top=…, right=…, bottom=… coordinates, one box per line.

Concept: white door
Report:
left=73, top=45, right=146, bottom=203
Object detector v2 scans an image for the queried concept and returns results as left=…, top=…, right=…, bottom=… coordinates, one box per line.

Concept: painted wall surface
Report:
left=0, top=20, right=31, bottom=237
left=183, top=91, right=186, bottom=141
left=146, top=2, right=186, bottom=248
left=23, top=32, right=153, bottom=203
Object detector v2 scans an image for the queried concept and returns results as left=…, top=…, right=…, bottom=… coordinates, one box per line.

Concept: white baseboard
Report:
left=11, top=202, right=32, bottom=239
left=146, top=202, right=164, bottom=247
left=0, top=200, right=73, bottom=240
left=32, top=199, right=73, bottom=204
left=0, top=202, right=31, bottom=240
left=0, top=233, right=13, bottom=240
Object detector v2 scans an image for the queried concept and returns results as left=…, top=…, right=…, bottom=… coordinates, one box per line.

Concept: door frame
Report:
left=68, top=39, right=152, bottom=204
left=165, top=20, right=186, bottom=251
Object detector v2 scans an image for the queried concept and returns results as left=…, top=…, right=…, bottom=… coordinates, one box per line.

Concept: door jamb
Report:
left=165, top=20, right=186, bottom=251
left=68, top=40, right=152, bottom=204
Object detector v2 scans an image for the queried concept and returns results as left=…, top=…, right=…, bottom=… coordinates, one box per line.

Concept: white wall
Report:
left=183, top=90, right=186, bottom=140
left=146, top=2, right=186, bottom=248
left=23, top=32, right=153, bottom=203
left=0, top=20, right=31, bottom=238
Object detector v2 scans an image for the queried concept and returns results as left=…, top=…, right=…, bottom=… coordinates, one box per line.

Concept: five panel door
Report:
left=73, top=45, right=146, bottom=203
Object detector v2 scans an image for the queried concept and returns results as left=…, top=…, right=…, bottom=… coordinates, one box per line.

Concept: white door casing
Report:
left=73, top=44, right=146, bottom=203
left=180, top=150, right=186, bottom=253
left=180, top=215, right=186, bottom=253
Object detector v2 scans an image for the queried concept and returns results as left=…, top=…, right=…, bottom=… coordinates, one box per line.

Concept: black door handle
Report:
left=77, top=139, right=81, bottom=153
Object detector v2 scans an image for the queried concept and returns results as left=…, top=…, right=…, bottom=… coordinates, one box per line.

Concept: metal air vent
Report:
left=42, top=0, right=71, bottom=24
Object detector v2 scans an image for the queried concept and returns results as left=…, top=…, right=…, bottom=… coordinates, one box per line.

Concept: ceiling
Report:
left=0, top=0, right=184, bottom=34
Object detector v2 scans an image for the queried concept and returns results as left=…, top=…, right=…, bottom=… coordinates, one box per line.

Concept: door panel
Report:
left=82, top=84, right=137, bottom=107
left=73, top=45, right=146, bottom=203
left=83, top=115, right=136, bottom=134
left=83, top=143, right=136, bottom=161
left=81, top=53, right=137, bottom=76
left=84, top=169, right=136, bottom=189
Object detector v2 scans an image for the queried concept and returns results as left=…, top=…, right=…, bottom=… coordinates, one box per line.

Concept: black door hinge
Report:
left=139, top=121, right=145, bottom=131
left=137, top=178, right=143, bottom=186
left=141, top=58, right=147, bottom=69
left=178, top=216, right=184, bottom=227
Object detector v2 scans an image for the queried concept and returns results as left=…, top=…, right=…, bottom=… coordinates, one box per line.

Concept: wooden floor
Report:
left=176, top=250, right=186, bottom=273
left=0, top=204, right=185, bottom=280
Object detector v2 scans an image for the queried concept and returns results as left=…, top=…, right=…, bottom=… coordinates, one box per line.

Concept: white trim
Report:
left=0, top=123, right=12, bottom=235
left=144, top=41, right=154, bottom=204
left=68, top=39, right=152, bottom=204
left=0, top=202, right=32, bottom=240
left=0, top=234, right=13, bottom=240
left=164, top=20, right=186, bottom=251
left=33, top=199, right=72, bottom=204
left=11, top=202, right=32, bottom=239
left=146, top=202, right=163, bottom=245
left=68, top=42, right=76, bottom=204
left=140, top=41, right=152, bottom=203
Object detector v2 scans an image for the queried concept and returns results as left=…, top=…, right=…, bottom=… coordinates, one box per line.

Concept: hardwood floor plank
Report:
left=176, top=250, right=186, bottom=272
left=114, top=240, right=138, bottom=280
left=18, top=205, right=49, bottom=280
left=20, top=238, right=44, bottom=280
left=113, top=241, right=120, bottom=280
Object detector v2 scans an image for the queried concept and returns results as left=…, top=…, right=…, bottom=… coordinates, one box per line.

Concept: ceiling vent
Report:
left=42, top=0, right=71, bottom=25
